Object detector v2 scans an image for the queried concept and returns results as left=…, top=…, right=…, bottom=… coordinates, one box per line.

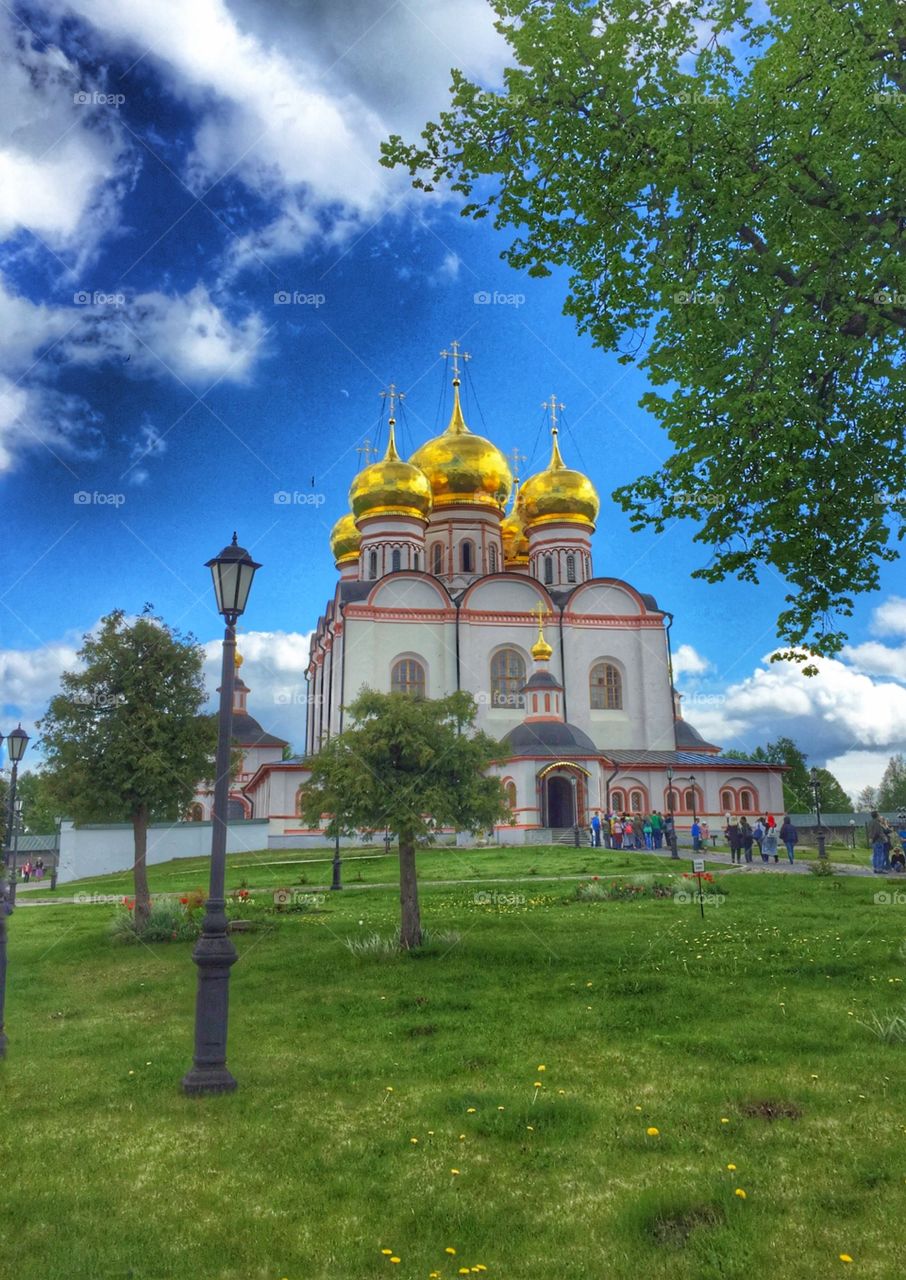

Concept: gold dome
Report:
left=329, top=511, right=361, bottom=564
left=349, top=422, right=432, bottom=523
left=531, top=617, right=553, bottom=662
left=520, top=429, right=600, bottom=529
left=409, top=385, right=512, bottom=512
left=501, top=484, right=529, bottom=564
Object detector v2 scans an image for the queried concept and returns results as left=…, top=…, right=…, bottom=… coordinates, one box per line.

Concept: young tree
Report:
left=384, top=0, right=906, bottom=665
left=877, top=754, right=906, bottom=810
left=300, top=689, right=509, bottom=948
left=39, top=610, right=217, bottom=929
left=810, top=768, right=852, bottom=815
left=15, top=772, right=60, bottom=835
left=856, top=784, right=879, bottom=812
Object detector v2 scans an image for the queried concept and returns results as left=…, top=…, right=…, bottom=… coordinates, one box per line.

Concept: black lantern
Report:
left=4, top=725, right=29, bottom=764
left=206, top=534, right=261, bottom=621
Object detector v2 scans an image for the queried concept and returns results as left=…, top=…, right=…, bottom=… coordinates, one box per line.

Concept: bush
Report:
left=808, top=859, right=835, bottom=877
left=576, top=877, right=677, bottom=902
left=110, top=898, right=200, bottom=944
left=343, top=928, right=462, bottom=958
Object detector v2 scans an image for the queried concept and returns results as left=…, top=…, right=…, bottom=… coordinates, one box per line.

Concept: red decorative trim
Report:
left=562, top=613, right=663, bottom=628
left=346, top=606, right=457, bottom=623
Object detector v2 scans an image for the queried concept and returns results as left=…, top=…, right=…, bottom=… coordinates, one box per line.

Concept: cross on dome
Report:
left=440, top=339, right=471, bottom=386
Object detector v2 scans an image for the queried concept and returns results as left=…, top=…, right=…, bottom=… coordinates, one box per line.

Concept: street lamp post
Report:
left=9, top=798, right=23, bottom=906
left=809, top=767, right=826, bottom=860
left=331, top=829, right=342, bottom=891
left=849, top=819, right=856, bottom=851
left=182, top=534, right=260, bottom=1096
left=665, top=767, right=679, bottom=859
left=0, top=724, right=30, bottom=1058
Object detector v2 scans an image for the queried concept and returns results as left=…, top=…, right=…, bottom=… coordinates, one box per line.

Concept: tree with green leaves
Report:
left=384, top=0, right=906, bottom=666
left=856, top=784, right=879, bottom=812
left=300, top=689, right=509, bottom=949
left=39, top=610, right=217, bottom=929
left=877, top=753, right=906, bottom=810
left=15, top=772, right=60, bottom=835
left=809, top=768, right=852, bottom=815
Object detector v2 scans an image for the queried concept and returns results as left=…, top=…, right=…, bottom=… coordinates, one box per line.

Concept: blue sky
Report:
left=2, top=0, right=905, bottom=797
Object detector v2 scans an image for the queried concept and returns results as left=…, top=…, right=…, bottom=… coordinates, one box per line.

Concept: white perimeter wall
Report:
left=57, top=819, right=270, bottom=884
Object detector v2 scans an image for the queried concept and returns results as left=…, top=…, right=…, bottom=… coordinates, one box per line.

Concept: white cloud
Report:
left=0, top=12, right=138, bottom=266
left=870, top=595, right=906, bottom=637
left=672, top=642, right=711, bottom=678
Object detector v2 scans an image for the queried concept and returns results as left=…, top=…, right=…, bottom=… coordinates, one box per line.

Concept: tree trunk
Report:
left=398, top=830, right=421, bottom=950
left=132, top=805, right=152, bottom=932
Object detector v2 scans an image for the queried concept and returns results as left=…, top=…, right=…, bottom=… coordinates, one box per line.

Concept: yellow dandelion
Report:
left=586, top=981, right=593, bottom=987
left=459, top=1270, right=470, bottom=1276
left=459, top=1133, right=465, bottom=1140
left=634, top=1105, right=642, bottom=1111
left=385, top=1085, right=394, bottom=1092
left=410, top=1137, right=418, bottom=1144
left=381, top=1249, right=392, bottom=1256
left=646, top=1126, right=660, bottom=1136
left=526, top=1125, right=534, bottom=1131
left=428, top=1130, right=434, bottom=1135
left=537, top=1064, right=546, bottom=1071
left=498, top=1105, right=505, bottom=1111
left=445, top=1247, right=457, bottom=1255
left=467, top=1107, right=476, bottom=1114
left=557, top=1089, right=565, bottom=1095
left=839, top=1255, right=853, bottom=1264
left=734, top=1188, right=747, bottom=1199
left=727, top=1163, right=737, bottom=1171
left=534, top=1081, right=543, bottom=1088
left=720, top=1117, right=730, bottom=1124
left=451, top=1168, right=460, bottom=1175
left=390, top=1258, right=401, bottom=1265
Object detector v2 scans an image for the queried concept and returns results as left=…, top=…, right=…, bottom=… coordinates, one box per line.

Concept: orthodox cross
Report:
left=542, top=393, right=564, bottom=429
left=356, top=438, right=377, bottom=467
left=380, top=382, right=405, bottom=423
left=440, top=339, right=471, bottom=383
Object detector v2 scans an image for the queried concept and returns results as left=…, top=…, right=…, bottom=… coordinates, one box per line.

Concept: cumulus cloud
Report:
left=672, top=643, right=711, bottom=679
left=201, top=628, right=313, bottom=750
left=0, top=275, right=265, bottom=472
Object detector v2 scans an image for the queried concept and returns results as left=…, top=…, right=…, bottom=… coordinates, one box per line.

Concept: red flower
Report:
left=179, top=896, right=189, bottom=905
left=124, top=898, right=135, bottom=911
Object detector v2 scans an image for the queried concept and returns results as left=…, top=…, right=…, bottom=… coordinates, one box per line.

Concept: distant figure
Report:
left=611, top=815, right=623, bottom=850
left=740, top=818, right=754, bottom=864
left=622, top=817, right=634, bottom=850
left=866, top=810, right=886, bottom=874
left=752, top=818, right=765, bottom=857
left=650, top=810, right=663, bottom=849
left=34, top=858, right=45, bottom=882
left=591, top=812, right=602, bottom=848
left=762, top=826, right=779, bottom=863
left=701, top=820, right=710, bottom=846
left=779, top=816, right=798, bottom=864
left=725, top=815, right=741, bottom=864
left=643, top=816, right=653, bottom=850
left=765, top=813, right=776, bottom=830
left=690, top=818, right=702, bottom=852
left=22, top=860, right=32, bottom=883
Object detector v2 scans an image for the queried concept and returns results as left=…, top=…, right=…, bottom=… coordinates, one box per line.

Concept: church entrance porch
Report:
left=546, top=775, right=574, bottom=828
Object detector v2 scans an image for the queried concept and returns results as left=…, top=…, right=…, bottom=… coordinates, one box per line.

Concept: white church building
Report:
left=243, top=350, right=784, bottom=842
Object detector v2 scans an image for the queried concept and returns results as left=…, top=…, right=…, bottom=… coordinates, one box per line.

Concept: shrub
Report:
left=808, top=859, right=835, bottom=877
left=110, top=898, right=200, bottom=944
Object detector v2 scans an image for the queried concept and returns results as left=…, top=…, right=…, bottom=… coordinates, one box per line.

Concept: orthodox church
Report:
left=242, top=344, right=784, bottom=842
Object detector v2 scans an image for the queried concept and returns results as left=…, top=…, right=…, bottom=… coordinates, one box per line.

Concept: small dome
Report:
left=329, top=511, right=361, bottom=564
left=349, top=423, right=432, bottom=523
left=520, top=429, right=600, bottom=529
left=501, top=484, right=529, bottom=564
left=409, top=385, right=512, bottom=512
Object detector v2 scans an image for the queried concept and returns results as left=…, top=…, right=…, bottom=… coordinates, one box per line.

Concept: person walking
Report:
left=752, top=817, right=765, bottom=859
left=779, top=816, right=798, bottom=864
left=763, top=825, right=779, bottom=863
left=701, top=820, right=710, bottom=847
left=622, top=817, right=634, bottom=850
left=650, top=810, right=663, bottom=849
left=591, top=811, right=602, bottom=848
left=35, top=857, right=45, bottom=882
left=611, top=815, right=623, bottom=850
left=643, top=816, right=653, bottom=850
left=22, top=859, right=32, bottom=883
left=867, top=810, right=887, bottom=874
left=691, top=817, right=702, bottom=852
left=724, top=813, right=740, bottom=864
left=740, top=818, right=754, bottom=864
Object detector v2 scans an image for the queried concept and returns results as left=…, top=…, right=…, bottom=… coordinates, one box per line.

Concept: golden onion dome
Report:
left=329, top=511, right=361, bottom=564
left=349, top=422, right=432, bottom=523
left=531, top=617, right=553, bottom=663
left=520, top=429, right=600, bottom=529
left=409, top=385, right=512, bottom=512
left=501, top=484, right=529, bottom=564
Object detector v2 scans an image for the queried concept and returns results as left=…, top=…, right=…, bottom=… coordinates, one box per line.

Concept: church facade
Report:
left=243, top=354, right=784, bottom=841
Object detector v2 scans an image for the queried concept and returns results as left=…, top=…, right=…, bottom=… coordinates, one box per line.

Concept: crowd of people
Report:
left=585, top=807, right=906, bottom=872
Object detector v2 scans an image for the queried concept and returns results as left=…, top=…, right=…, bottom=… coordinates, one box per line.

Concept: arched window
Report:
left=504, top=780, right=517, bottom=810
left=590, top=662, right=623, bottom=710
left=488, top=544, right=498, bottom=574
left=391, top=548, right=401, bottom=573
left=391, top=658, right=426, bottom=698
left=683, top=788, right=696, bottom=812
left=413, top=552, right=420, bottom=572
left=611, top=789, right=626, bottom=813
left=295, top=785, right=305, bottom=817
left=630, top=789, right=644, bottom=813
left=740, top=789, right=753, bottom=812
left=566, top=553, right=576, bottom=583
left=368, top=550, right=378, bottom=579
left=490, top=649, right=525, bottom=708
left=666, top=788, right=678, bottom=813
left=432, top=542, right=443, bottom=575
left=188, top=803, right=203, bottom=822
left=543, top=555, right=553, bottom=584
left=461, top=540, right=474, bottom=573
left=721, top=789, right=735, bottom=812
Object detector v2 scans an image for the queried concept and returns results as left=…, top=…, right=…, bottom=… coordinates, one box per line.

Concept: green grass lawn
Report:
left=4, top=860, right=905, bottom=1279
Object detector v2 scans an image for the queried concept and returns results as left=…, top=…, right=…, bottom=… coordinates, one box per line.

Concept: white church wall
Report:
left=342, top=616, right=458, bottom=703
left=562, top=623, right=674, bottom=750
